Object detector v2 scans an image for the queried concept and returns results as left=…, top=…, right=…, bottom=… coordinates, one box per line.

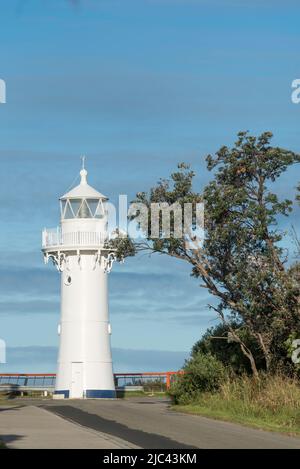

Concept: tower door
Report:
left=70, top=362, right=83, bottom=398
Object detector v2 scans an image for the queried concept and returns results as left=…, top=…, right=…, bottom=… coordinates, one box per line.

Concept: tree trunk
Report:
left=256, top=332, right=271, bottom=372
left=239, top=342, right=259, bottom=379
left=210, top=304, right=260, bottom=378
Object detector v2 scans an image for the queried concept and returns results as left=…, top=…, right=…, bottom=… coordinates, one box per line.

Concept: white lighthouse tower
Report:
left=42, top=160, right=116, bottom=399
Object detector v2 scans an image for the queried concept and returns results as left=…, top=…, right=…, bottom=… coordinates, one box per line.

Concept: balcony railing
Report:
left=42, top=228, right=107, bottom=248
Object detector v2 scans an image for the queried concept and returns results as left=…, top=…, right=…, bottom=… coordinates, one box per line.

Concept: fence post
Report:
left=166, top=372, right=170, bottom=390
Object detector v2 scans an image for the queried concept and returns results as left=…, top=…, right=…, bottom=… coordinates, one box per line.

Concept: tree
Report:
left=114, top=132, right=300, bottom=376
left=201, top=131, right=300, bottom=374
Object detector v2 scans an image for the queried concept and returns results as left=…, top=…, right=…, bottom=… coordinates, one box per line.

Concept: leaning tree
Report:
left=113, top=132, right=300, bottom=376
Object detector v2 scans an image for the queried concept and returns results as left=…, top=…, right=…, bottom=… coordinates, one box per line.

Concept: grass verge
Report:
left=117, top=390, right=166, bottom=398
left=172, top=374, right=300, bottom=436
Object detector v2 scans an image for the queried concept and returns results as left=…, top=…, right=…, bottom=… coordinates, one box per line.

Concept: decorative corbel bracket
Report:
left=103, top=252, right=116, bottom=274
left=44, top=252, right=67, bottom=272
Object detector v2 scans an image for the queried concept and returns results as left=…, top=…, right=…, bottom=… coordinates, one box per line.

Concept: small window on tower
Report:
left=64, top=275, right=72, bottom=286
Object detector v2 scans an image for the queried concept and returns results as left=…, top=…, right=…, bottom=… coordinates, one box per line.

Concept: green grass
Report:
left=1, top=390, right=167, bottom=400
left=174, top=402, right=300, bottom=435
left=0, top=440, right=7, bottom=449
left=117, top=390, right=167, bottom=398
left=172, top=374, right=300, bottom=436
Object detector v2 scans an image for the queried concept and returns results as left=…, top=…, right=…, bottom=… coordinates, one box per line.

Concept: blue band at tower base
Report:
left=86, top=389, right=116, bottom=398
left=54, top=390, right=69, bottom=398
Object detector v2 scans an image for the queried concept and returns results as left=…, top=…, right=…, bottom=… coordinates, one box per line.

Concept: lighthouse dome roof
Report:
left=60, top=168, right=108, bottom=201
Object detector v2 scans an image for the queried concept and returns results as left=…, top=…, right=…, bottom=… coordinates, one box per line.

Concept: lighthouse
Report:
left=42, top=161, right=116, bottom=399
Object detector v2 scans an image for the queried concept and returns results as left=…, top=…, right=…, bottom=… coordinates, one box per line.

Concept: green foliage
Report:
left=169, top=352, right=226, bottom=404
left=132, top=162, right=202, bottom=254
left=192, top=322, right=266, bottom=374
left=285, top=332, right=300, bottom=375
left=202, top=132, right=300, bottom=371
left=105, top=231, right=136, bottom=262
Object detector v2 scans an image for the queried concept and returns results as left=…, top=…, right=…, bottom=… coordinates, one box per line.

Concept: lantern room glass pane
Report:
left=62, top=198, right=104, bottom=219
left=95, top=201, right=104, bottom=219
left=61, top=200, right=67, bottom=217
left=70, top=199, right=82, bottom=217
left=64, top=201, right=74, bottom=219
left=77, top=200, right=92, bottom=218
left=86, top=199, right=99, bottom=217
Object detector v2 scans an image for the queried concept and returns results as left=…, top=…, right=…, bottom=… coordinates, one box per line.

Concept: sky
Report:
left=0, top=0, right=300, bottom=373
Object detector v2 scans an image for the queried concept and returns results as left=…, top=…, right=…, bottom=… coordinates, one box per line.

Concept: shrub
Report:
left=169, top=352, right=226, bottom=404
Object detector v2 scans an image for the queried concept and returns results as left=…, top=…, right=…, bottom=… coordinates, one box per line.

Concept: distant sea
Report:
left=0, top=346, right=189, bottom=373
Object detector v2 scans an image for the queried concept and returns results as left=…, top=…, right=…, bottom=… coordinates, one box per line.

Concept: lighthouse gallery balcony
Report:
left=42, top=228, right=108, bottom=250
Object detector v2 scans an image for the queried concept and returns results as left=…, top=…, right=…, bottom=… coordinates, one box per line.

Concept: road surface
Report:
left=2, top=396, right=299, bottom=449
left=0, top=404, right=137, bottom=449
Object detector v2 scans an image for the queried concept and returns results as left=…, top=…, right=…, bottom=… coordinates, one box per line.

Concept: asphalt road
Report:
left=22, top=397, right=300, bottom=449
left=0, top=405, right=137, bottom=449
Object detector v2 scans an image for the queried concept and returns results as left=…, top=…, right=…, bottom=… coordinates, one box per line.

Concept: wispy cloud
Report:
left=0, top=299, right=59, bottom=315
left=0, top=261, right=212, bottom=324
left=0, top=266, right=59, bottom=299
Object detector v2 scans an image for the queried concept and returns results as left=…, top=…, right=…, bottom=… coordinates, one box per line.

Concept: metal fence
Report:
left=0, top=371, right=180, bottom=393
left=0, top=374, right=56, bottom=388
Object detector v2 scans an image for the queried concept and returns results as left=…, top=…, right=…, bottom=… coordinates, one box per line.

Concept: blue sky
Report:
left=0, top=0, right=300, bottom=373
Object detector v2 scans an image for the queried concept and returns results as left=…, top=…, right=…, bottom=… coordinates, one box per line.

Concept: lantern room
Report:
left=60, top=168, right=108, bottom=221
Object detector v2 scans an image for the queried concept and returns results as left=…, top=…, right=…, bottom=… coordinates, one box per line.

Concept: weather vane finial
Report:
left=79, top=155, right=87, bottom=184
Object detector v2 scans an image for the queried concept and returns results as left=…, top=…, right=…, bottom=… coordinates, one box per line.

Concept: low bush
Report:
left=169, top=352, right=226, bottom=404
